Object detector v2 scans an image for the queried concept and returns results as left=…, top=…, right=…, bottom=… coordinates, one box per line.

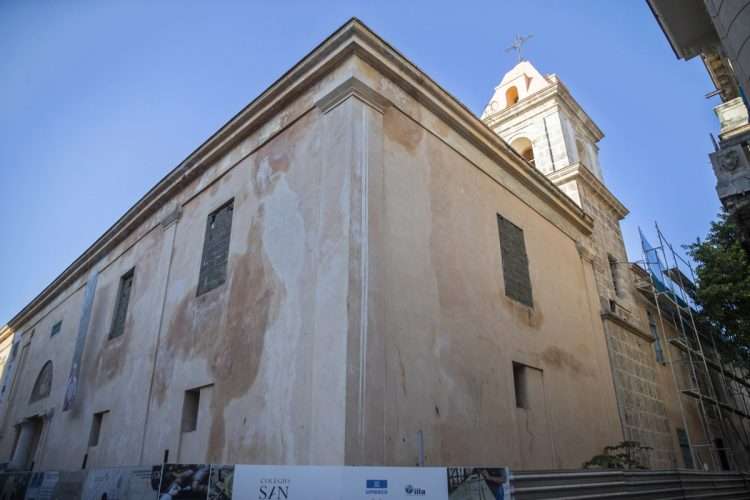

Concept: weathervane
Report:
left=506, top=34, right=533, bottom=63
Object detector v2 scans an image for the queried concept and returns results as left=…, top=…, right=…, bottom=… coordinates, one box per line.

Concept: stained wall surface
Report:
left=0, top=24, right=625, bottom=472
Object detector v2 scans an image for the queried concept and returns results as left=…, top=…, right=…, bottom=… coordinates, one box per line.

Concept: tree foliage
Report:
left=686, top=211, right=750, bottom=370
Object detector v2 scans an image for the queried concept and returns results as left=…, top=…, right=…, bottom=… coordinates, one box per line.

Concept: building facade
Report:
left=649, top=0, right=750, bottom=247
left=0, top=18, right=747, bottom=475
left=482, top=58, right=750, bottom=471
left=0, top=20, right=623, bottom=472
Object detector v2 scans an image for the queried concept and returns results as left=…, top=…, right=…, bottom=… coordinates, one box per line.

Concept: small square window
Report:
left=50, top=321, right=62, bottom=337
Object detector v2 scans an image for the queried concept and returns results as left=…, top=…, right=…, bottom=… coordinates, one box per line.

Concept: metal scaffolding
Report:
left=637, top=223, right=750, bottom=471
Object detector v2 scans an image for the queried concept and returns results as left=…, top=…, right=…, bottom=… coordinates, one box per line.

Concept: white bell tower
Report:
left=481, top=61, right=606, bottom=206
left=482, top=60, right=635, bottom=318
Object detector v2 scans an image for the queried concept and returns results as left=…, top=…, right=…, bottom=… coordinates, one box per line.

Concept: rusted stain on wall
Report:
left=542, top=345, right=591, bottom=377
left=207, top=204, right=285, bottom=462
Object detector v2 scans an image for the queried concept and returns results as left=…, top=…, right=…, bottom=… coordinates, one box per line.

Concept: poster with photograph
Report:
left=45, top=471, right=85, bottom=500
left=208, top=466, right=233, bottom=500
left=446, top=468, right=508, bottom=500
left=81, top=467, right=156, bottom=500
left=23, top=471, right=58, bottom=500
left=0, top=472, right=30, bottom=500
left=121, top=467, right=158, bottom=500
left=63, top=271, right=98, bottom=412
left=157, top=464, right=210, bottom=500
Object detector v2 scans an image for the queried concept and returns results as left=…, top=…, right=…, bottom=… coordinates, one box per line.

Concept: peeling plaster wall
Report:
left=370, top=101, right=622, bottom=469
left=0, top=49, right=624, bottom=472
left=0, top=57, right=363, bottom=469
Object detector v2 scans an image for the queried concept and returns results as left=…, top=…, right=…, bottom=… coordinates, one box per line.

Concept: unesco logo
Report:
left=405, top=484, right=426, bottom=496
left=365, top=479, right=388, bottom=495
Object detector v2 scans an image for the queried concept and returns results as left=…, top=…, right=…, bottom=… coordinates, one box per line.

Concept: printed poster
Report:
left=208, top=466, right=233, bottom=500
left=0, top=472, right=30, bottom=500
left=157, top=464, right=210, bottom=500
left=43, top=471, right=85, bottom=500
left=81, top=467, right=156, bottom=500
left=446, top=468, right=509, bottom=500
left=63, top=270, right=98, bottom=412
left=23, top=471, right=58, bottom=500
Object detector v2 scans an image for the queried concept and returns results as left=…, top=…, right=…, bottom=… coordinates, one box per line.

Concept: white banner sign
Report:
left=231, top=466, right=449, bottom=500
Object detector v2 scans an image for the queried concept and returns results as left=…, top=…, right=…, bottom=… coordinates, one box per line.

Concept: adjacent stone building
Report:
left=648, top=0, right=750, bottom=247
left=482, top=57, right=750, bottom=470
left=0, top=18, right=747, bottom=474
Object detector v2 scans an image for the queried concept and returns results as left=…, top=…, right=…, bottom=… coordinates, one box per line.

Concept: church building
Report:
left=0, top=18, right=746, bottom=473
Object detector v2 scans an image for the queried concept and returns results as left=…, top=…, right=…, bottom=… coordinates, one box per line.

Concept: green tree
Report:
left=686, top=211, right=750, bottom=370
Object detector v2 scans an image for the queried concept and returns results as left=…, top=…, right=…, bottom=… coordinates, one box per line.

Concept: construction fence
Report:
left=0, top=464, right=749, bottom=499
left=511, top=468, right=750, bottom=499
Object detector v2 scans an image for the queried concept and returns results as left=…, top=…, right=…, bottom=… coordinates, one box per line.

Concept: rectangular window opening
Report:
left=88, top=411, right=107, bottom=447
left=50, top=321, right=62, bottom=337
left=513, top=362, right=529, bottom=409
left=608, top=254, right=621, bottom=297
left=181, top=388, right=201, bottom=433
left=648, top=311, right=665, bottom=364
left=715, top=438, right=731, bottom=470
left=197, top=200, right=234, bottom=296
left=677, top=428, right=694, bottom=469
left=109, top=269, right=135, bottom=339
left=498, top=215, right=533, bottom=307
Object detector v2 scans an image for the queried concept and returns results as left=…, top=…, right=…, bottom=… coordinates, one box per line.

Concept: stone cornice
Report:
left=483, top=77, right=604, bottom=143
left=6, top=18, right=594, bottom=330
left=0, top=326, right=12, bottom=346
left=547, top=163, right=629, bottom=220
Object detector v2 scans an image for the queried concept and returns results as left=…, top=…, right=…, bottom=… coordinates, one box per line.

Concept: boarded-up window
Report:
left=50, top=321, right=62, bottom=337
left=197, top=200, right=234, bottom=296
left=30, top=361, right=53, bottom=403
left=109, top=269, right=134, bottom=339
left=677, top=428, right=694, bottom=469
left=498, top=215, right=533, bottom=307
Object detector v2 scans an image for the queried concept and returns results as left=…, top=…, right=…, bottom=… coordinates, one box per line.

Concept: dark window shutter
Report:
left=197, top=200, right=234, bottom=296
left=109, top=269, right=134, bottom=339
left=498, top=215, right=533, bottom=307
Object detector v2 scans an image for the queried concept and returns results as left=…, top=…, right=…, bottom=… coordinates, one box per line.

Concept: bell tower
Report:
left=482, top=61, right=681, bottom=469
left=481, top=61, right=630, bottom=315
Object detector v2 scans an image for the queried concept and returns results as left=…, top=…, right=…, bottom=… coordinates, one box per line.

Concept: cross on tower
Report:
left=505, top=34, right=533, bottom=63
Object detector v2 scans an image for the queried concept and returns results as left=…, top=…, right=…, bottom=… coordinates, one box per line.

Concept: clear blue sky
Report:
left=0, top=1, right=721, bottom=324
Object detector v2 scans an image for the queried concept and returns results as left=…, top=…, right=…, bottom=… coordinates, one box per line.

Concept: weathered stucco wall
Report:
left=0, top=22, right=626, bottom=472
left=323, top=57, right=624, bottom=468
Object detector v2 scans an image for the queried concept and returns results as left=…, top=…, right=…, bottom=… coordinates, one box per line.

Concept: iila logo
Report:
left=405, top=484, right=426, bottom=496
